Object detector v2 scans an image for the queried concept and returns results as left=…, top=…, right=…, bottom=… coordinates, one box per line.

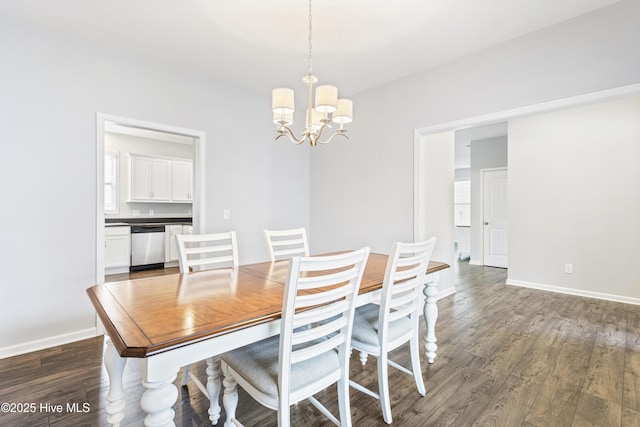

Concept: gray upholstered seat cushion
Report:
left=221, top=335, right=340, bottom=399
left=351, top=303, right=412, bottom=347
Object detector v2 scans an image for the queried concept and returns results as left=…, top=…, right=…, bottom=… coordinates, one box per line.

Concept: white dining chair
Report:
left=349, top=237, right=436, bottom=424
left=263, top=227, right=309, bottom=261
left=175, top=231, right=239, bottom=273
left=176, top=231, right=239, bottom=425
left=220, top=247, right=371, bottom=427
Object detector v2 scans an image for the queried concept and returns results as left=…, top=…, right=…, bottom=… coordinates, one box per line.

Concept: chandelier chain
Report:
left=307, top=0, right=313, bottom=75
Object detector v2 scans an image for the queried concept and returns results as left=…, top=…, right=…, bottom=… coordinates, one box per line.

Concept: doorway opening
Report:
left=453, top=123, right=508, bottom=265
left=95, top=113, right=206, bottom=287
left=414, top=83, right=640, bottom=293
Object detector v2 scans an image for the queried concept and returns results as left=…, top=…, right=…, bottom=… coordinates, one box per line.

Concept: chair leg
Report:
left=377, top=353, right=393, bottom=424
left=359, top=351, right=368, bottom=367
left=221, top=363, right=239, bottom=427
left=206, top=357, right=222, bottom=424
left=277, top=398, right=291, bottom=427
left=337, top=378, right=353, bottom=427
left=410, top=334, right=426, bottom=396
left=181, top=364, right=191, bottom=386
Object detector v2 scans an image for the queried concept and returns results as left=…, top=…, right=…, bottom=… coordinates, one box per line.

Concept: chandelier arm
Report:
left=316, top=131, right=349, bottom=145
left=276, top=126, right=306, bottom=145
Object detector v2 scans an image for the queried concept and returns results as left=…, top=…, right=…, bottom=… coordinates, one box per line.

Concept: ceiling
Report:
left=0, top=0, right=621, bottom=97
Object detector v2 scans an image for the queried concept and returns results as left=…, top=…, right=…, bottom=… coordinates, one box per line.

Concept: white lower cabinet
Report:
left=165, top=224, right=193, bottom=264
left=105, top=226, right=131, bottom=274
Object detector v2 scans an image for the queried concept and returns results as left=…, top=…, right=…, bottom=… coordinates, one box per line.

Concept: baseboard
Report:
left=506, top=279, right=640, bottom=306
left=0, top=328, right=99, bottom=359
left=105, top=266, right=129, bottom=275
left=469, top=259, right=482, bottom=266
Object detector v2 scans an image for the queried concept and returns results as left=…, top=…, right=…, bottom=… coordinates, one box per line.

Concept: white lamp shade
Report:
left=332, top=98, right=353, bottom=124
left=273, top=110, right=293, bottom=125
left=315, top=85, right=338, bottom=113
left=272, top=88, right=295, bottom=113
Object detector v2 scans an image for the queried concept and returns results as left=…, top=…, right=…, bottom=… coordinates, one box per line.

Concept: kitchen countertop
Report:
left=105, top=217, right=192, bottom=226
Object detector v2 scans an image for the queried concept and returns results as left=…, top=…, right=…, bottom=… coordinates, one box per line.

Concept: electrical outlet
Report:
left=149, top=210, right=155, bottom=216
left=565, top=264, right=573, bottom=274
left=223, top=209, right=231, bottom=220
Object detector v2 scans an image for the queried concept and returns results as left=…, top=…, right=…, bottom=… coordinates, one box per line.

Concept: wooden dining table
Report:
left=87, top=253, right=449, bottom=427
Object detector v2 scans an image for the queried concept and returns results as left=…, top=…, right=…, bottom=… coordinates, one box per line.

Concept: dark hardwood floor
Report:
left=2, top=260, right=640, bottom=426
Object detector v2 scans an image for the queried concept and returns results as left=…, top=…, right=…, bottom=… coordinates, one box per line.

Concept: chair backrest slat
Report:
left=175, top=231, right=239, bottom=273
left=263, top=228, right=309, bottom=262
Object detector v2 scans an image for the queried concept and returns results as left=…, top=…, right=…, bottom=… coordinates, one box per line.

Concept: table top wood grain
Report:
left=87, top=253, right=449, bottom=358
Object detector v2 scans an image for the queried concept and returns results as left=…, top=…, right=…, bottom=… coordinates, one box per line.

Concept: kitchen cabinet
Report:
left=165, top=224, right=193, bottom=264
left=105, top=226, right=131, bottom=274
left=172, top=160, right=193, bottom=202
left=129, top=155, right=171, bottom=202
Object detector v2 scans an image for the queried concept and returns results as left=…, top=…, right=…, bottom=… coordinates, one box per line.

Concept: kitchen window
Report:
left=105, top=152, right=119, bottom=213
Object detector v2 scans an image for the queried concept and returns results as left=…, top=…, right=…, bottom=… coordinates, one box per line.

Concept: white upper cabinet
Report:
left=129, top=155, right=192, bottom=203
left=172, top=160, right=193, bottom=202
left=129, top=155, right=171, bottom=202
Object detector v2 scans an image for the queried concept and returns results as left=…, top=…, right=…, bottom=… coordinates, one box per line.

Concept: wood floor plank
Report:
left=523, top=387, right=580, bottom=427
left=581, top=302, right=626, bottom=406
left=622, top=407, right=640, bottom=427
left=470, top=373, right=543, bottom=427
left=624, top=310, right=640, bottom=412
left=572, top=392, right=621, bottom=427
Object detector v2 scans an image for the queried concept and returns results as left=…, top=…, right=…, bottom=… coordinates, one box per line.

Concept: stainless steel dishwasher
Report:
left=130, top=224, right=165, bottom=271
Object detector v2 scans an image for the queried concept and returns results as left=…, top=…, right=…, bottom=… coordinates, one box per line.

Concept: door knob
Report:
left=484, top=221, right=489, bottom=225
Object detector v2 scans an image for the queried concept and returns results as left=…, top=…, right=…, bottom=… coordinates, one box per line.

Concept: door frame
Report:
left=480, top=167, right=508, bottom=267
left=95, top=112, right=206, bottom=285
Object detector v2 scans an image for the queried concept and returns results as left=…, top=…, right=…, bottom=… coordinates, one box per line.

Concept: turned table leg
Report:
left=206, top=356, right=222, bottom=424
left=221, top=363, right=239, bottom=427
left=104, top=338, right=127, bottom=427
left=423, top=273, right=439, bottom=363
left=141, top=353, right=180, bottom=427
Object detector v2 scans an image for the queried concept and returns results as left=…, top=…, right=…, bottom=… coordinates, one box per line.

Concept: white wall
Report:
left=469, top=136, right=508, bottom=263
left=416, top=132, right=455, bottom=296
left=0, top=19, right=309, bottom=355
left=310, top=0, right=639, bottom=282
left=508, top=94, right=640, bottom=302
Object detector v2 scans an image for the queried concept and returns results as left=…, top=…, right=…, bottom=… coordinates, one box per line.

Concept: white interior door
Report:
left=482, top=168, right=508, bottom=268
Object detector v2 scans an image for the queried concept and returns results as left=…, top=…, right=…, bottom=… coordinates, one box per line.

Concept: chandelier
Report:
left=271, top=0, right=353, bottom=146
